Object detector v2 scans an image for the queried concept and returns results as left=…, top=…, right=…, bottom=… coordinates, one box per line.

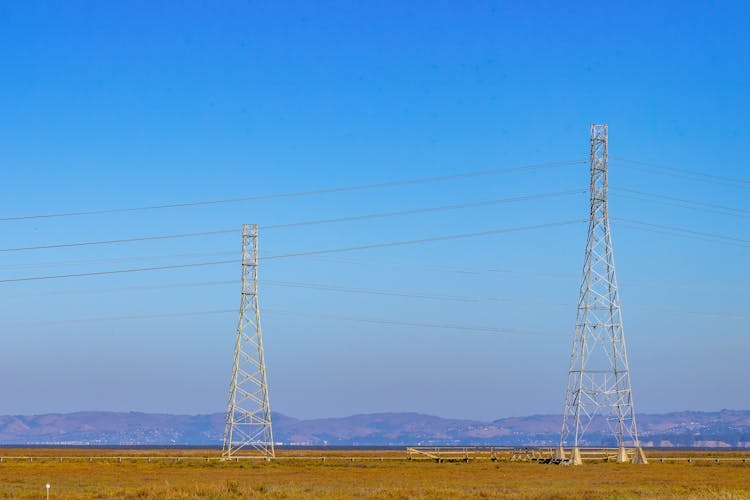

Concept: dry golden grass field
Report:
left=1, top=448, right=749, bottom=499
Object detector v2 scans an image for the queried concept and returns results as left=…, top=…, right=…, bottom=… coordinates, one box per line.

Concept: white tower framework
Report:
left=222, top=224, right=274, bottom=459
left=559, top=125, right=646, bottom=465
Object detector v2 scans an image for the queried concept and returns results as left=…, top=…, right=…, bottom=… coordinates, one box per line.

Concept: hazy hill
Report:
left=1, top=410, right=748, bottom=447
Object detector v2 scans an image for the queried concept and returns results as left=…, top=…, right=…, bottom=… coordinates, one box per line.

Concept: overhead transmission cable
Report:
left=263, top=281, right=750, bottom=321
left=3, top=303, right=746, bottom=334
left=0, top=309, right=236, bottom=328
left=308, top=255, right=749, bottom=292
left=1, top=277, right=747, bottom=317
left=1, top=278, right=747, bottom=322
left=612, top=218, right=750, bottom=248
left=263, top=280, right=503, bottom=304
left=0, top=260, right=238, bottom=284
left=0, top=307, right=560, bottom=338
left=610, top=187, right=750, bottom=218
left=610, top=157, right=750, bottom=189
left=261, top=220, right=585, bottom=261
left=1, top=186, right=732, bottom=259
left=0, top=230, right=236, bottom=253
left=2, top=214, right=747, bottom=286
left=0, top=219, right=585, bottom=284
left=2, top=213, right=747, bottom=288
left=0, top=190, right=585, bottom=254
left=0, top=160, right=586, bottom=222
left=0, top=280, right=236, bottom=298
left=0, top=251, right=237, bottom=271
left=307, top=255, right=571, bottom=279
left=262, top=309, right=559, bottom=337
left=262, top=189, right=585, bottom=230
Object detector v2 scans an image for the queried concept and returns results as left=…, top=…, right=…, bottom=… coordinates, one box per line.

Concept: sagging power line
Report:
left=2, top=277, right=747, bottom=322
left=610, top=187, right=750, bottom=218
left=0, top=220, right=586, bottom=283
left=0, top=160, right=586, bottom=222
left=613, top=218, right=750, bottom=248
left=0, top=190, right=585, bottom=254
left=611, top=157, right=750, bottom=189
left=0, top=306, right=561, bottom=337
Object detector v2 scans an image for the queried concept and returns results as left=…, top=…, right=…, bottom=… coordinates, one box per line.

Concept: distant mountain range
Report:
left=1, top=410, right=749, bottom=447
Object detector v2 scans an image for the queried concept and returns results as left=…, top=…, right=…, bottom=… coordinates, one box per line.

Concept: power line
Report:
left=307, top=255, right=573, bottom=280
left=0, top=280, right=237, bottom=299
left=0, top=160, right=586, bottom=222
left=26, top=261, right=737, bottom=297
left=0, top=251, right=570, bottom=289
left=0, top=220, right=585, bottom=284
left=264, top=280, right=750, bottom=320
left=265, top=280, right=494, bottom=303
left=2, top=277, right=747, bottom=322
left=0, top=252, right=237, bottom=271
left=261, top=220, right=586, bottom=261
left=610, top=187, right=750, bottom=218
left=0, top=309, right=235, bottom=328
left=612, top=218, right=750, bottom=248
left=2, top=302, right=746, bottom=333
left=0, top=230, right=235, bottom=253
left=0, top=190, right=584, bottom=254
left=0, top=260, right=238, bottom=284
left=262, top=309, right=560, bottom=337
left=0, top=306, right=558, bottom=337
left=309, top=255, right=749, bottom=293
left=611, top=158, right=750, bottom=189
left=635, top=306, right=750, bottom=321
left=262, top=190, right=585, bottom=230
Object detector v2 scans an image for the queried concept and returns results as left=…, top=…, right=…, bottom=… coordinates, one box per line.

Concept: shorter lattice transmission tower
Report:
left=222, top=224, right=275, bottom=459
left=558, top=124, right=647, bottom=465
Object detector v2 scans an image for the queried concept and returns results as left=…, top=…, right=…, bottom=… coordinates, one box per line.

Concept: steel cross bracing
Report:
left=559, top=125, right=646, bottom=464
left=222, top=224, right=275, bottom=459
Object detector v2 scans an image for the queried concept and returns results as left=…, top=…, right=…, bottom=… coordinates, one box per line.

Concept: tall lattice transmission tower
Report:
left=222, top=224, right=275, bottom=459
left=558, top=124, right=647, bottom=465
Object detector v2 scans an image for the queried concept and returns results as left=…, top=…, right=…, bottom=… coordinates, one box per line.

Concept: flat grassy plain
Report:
left=1, top=448, right=749, bottom=499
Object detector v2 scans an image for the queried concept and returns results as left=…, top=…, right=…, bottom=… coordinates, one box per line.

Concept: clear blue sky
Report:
left=0, top=1, right=747, bottom=420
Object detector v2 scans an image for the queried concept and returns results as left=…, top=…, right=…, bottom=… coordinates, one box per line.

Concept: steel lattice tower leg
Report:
left=558, top=125, right=647, bottom=465
left=222, top=224, right=275, bottom=459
